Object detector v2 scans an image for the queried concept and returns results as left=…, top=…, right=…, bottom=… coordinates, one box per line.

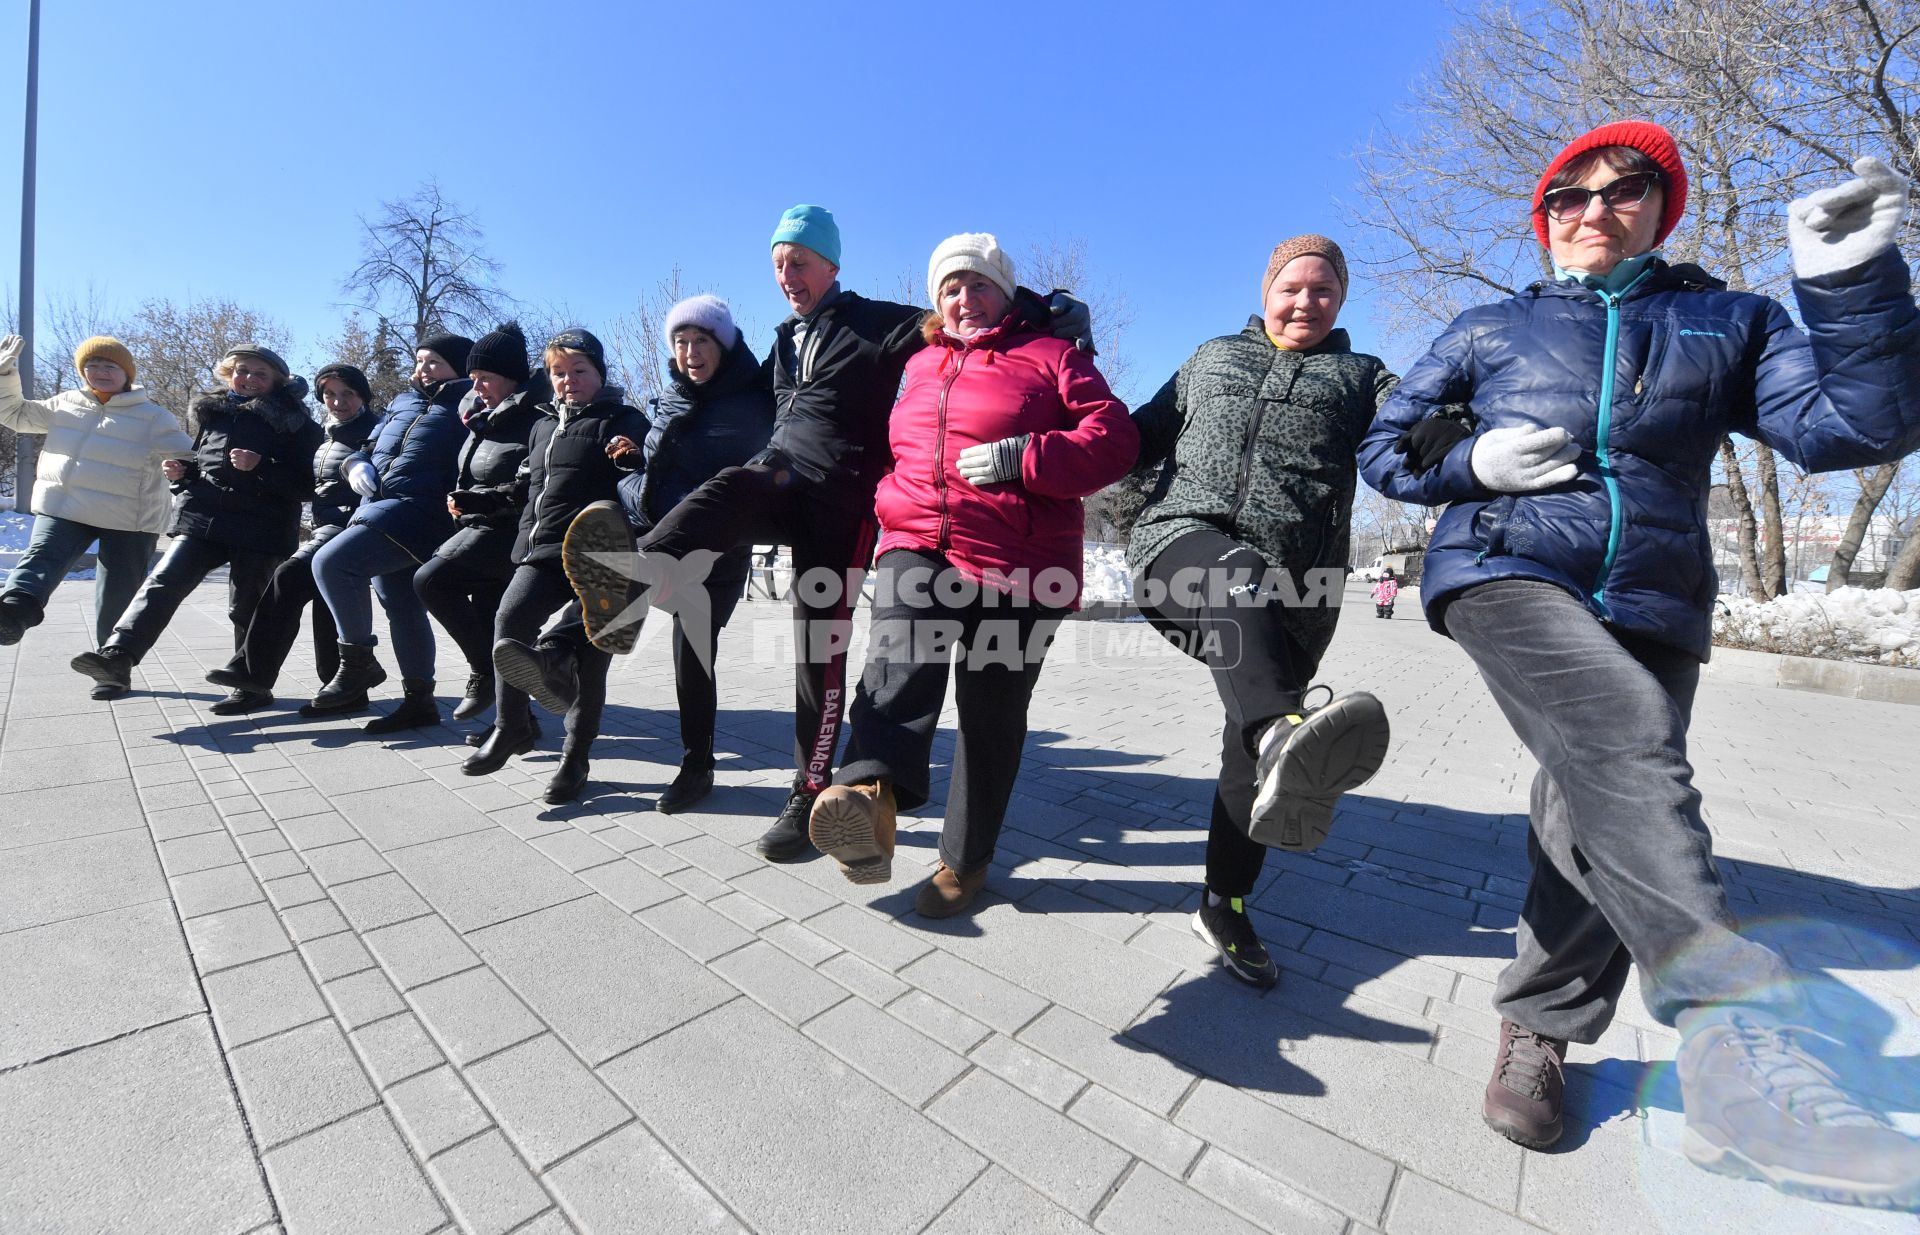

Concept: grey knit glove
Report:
left=955, top=434, right=1030, bottom=486
left=1789, top=156, right=1909, bottom=280
left=0, top=335, right=22, bottom=377
left=1471, top=424, right=1579, bottom=492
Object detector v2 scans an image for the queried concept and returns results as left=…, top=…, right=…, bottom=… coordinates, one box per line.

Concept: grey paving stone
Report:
left=149, top=802, right=227, bottom=841
left=1094, top=1165, right=1267, bottom=1235
left=803, top=995, right=971, bottom=1108
left=575, top=857, right=680, bottom=913
left=425, top=1129, right=552, bottom=1235
left=228, top=1018, right=379, bottom=1149
left=711, top=939, right=848, bottom=1026
left=249, top=850, right=308, bottom=883
left=407, top=968, right=545, bottom=1067
left=332, top=780, right=497, bottom=851
left=527, top=826, right=621, bottom=873
left=807, top=903, right=937, bottom=972
left=386, top=828, right=592, bottom=933
left=601, top=998, right=982, bottom=1234
left=1387, top=1171, right=1550, bottom=1235
left=262, top=872, right=326, bottom=910
left=385, top=1064, right=493, bottom=1158
left=295, top=745, right=437, bottom=796
left=0, top=1016, right=271, bottom=1234
left=304, top=839, right=392, bottom=887
left=183, top=900, right=295, bottom=974
left=891, top=988, right=996, bottom=1054
left=1067, top=1085, right=1202, bottom=1178
left=331, top=872, right=433, bottom=932
left=924, top=1166, right=1098, bottom=1234
left=761, top=919, right=843, bottom=967
left=203, top=951, right=330, bottom=1049
left=819, top=950, right=912, bottom=1006
left=1174, top=1080, right=1398, bottom=1224
left=362, top=914, right=482, bottom=990
left=668, top=833, right=762, bottom=881
left=0, top=739, right=129, bottom=792
left=0, top=828, right=167, bottom=932
left=927, top=1069, right=1130, bottom=1219
left=1188, top=1148, right=1350, bottom=1235
left=730, top=865, right=842, bottom=922
left=470, top=896, right=735, bottom=1065
left=0, top=900, right=201, bottom=1068
left=970, top=1033, right=1088, bottom=1110
left=169, top=861, right=268, bottom=918
left=263, top=1107, right=445, bottom=1235
left=635, top=892, right=756, bottom=962
left=463, top=1034, right=631, bottom=1169
left=900, top=949, right=1051, bottom=1036
left=0, top=779, right=147, bottom=850
left=324, top=967, right=408, bottom=1029
left=278, top=812, right=360, bottom=851
left=300, top=932, right=376, bottom=983
left=351, top=1012, right=446, bottom=1089
left=1018, top=1005, right=1198, bottom=1116
left=544, top=1124, right=745, bottom=1235
left=237, top=825, right=294, bottom=857
left=278, top=899, right=349, bottom=944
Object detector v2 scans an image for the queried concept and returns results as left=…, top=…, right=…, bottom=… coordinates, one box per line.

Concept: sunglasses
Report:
left=1540, top=171, right=1661, bottom=221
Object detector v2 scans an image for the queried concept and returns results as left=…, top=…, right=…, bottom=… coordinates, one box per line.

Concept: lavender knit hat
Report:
left=662, top=294, right=739, bottom=351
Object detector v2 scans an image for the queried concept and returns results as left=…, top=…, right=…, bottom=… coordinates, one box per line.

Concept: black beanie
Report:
left=416, top=332, right=474, bottom=376
left=545, top=328, right=607, bottom=379
left=466, top=323, right=531, bottom=382
left=313, top=363, right=373, bottom=405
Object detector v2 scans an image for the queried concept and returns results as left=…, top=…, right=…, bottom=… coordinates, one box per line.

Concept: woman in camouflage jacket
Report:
left=1128, top=234, right=1392, bottom=988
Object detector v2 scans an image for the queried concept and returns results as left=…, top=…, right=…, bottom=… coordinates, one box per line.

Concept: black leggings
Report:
left=415, top=550, right=512, bottom=676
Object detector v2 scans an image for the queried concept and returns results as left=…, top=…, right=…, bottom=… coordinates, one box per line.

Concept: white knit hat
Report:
left=662, top=294, right=739, bottom=351
left=926, top=233, right=1017, bottom=306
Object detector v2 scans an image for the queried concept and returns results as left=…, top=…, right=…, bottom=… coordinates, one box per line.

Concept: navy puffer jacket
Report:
left=345, top=377, right=472, bottom=561
left=1360, top=249, right=1920, bottom=660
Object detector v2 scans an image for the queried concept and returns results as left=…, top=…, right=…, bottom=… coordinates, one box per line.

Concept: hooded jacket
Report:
left=172, top=378, right=325, bottom=555
left=0, top=371, right=192, bottom=534
left=435, top=380, right=545, bottom=564
left=513, top=387, right=649, bottom=565
left=876, top=310, right=1136, bottom=606
left=344, top=377, right=471, bottom=561
left=1358, top=249, right=1920, bottom=660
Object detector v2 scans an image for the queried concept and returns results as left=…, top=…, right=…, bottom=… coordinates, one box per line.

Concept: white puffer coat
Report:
left=0, top=371, right=193, bottom=534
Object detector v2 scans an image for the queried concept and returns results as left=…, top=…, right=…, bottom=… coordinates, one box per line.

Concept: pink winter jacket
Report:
left=1372, top=576, right=1400, bottom=605
left=874, top=315, right=1138, bottom=608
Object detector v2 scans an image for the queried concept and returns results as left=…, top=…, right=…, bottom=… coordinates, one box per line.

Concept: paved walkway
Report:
left=2, top=579, right=1917, bottom=1235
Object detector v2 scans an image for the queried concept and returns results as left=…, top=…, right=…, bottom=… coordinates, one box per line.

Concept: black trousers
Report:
left=224, top=553, right=339, bottom=689
left=835, top=549, right=1062, bottom=876
left=495, top=563, right=610, bottom=753
left=1138, top=528, right=1320, bottom=899
left=670, top=576, right=746, bottom=767
left=415, top=549, right=513, bottom=677
left=638, top=464, right=877, bottom=793
left=110, top=535, right=283, bottom=661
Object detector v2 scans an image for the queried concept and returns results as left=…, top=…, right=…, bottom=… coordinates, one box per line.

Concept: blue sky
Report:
left=0, top=0, right=1460, bottom=401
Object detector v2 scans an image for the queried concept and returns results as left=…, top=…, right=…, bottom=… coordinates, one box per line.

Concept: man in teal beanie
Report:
left=770, top=204, right=842, bottom=267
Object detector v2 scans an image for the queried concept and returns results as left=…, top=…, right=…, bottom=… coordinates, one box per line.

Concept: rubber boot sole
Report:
left=809, top=788, right=892, bottom=884
left=562, top=503, right=644, bottom=655
left=493, top=641, right=577, bottom=715
left=70, top=651, right=132, bottom=690
left=1682, top=1126, right=1920, bottom=1210
left=1482, top=1106, right=1562, bottom=1152
left=1249, top=693, right=1391, bottom=852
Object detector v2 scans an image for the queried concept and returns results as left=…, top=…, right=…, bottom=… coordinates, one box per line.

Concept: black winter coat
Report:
left=765, top=288, right=924, bottom=495
left=172, top=379, right=325, bottom=556
left=513, top=388, right=648, bottom=565
left=436, top=384, right=544, bottom=565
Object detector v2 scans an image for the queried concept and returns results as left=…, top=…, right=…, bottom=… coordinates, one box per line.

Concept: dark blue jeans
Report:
left=311, top=524, right=436, bottom=681
left=1443, top=579, right=1800, bottom=1041
left=0, top=515, right=157, bottom=648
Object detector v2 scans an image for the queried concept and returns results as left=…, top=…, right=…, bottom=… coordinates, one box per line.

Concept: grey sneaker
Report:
left=1483, top=1019, right=1567, bottom=1149
left=1249, top=686, right=1391, bottom=851
left=1678, top=1006, right=1920, bottom=1209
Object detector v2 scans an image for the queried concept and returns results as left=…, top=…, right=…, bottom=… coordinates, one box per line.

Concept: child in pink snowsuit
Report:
left=1372, top=569, right=1399, bottom=617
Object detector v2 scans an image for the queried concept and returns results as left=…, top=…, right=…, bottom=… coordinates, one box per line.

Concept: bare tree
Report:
left=602, top=268, right=691, bottom=405
left=344, top=182, right=511, bottom=351
left=119, top=298, right=295, bottom=426
left=1828, top=463, right=1900, bottom=589
left=1346, top=0, right=1920, bottom=600
left=319, top=313, right=411, bottom=410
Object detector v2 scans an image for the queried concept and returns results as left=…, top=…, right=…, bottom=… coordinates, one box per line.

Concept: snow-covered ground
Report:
left=0, top=511, right=95, bottom=578
left=1713, top=586, right=1920, bottom=667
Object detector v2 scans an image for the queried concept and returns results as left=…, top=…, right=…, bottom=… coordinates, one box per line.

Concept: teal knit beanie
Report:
left=770, top=204, right=842, bottom=268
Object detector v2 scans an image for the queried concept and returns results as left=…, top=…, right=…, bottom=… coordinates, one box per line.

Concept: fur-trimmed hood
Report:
left=187, top=375, right=312, bottom=438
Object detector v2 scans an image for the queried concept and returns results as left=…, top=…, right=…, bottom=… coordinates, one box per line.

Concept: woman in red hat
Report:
left=1361, top=121, right=1920, bottom=1204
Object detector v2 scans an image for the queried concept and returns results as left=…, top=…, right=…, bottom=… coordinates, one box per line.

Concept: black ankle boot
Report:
left=305, top=642, right=388, bottom=715
left=71, top=645, right=134, bottom=691
left=545, top=750, right=591, bottom=804
left=364, top=679, right=439, bottom=734
left=462, top=712, right=538, bottom=774
left=451, top=671, right=495, bottom=721
left=657, top=754, right=716, bottom=814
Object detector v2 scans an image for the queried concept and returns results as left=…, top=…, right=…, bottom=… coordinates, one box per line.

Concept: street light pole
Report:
left=15, top=0, right=41, bottom=513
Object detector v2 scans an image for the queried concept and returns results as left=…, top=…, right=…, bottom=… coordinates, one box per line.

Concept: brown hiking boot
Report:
left=1483, top=1019, right=1567, bottom=1149
left=914, top=863, right=989, bottom=918
left=808, top=781, right=896, bottom=884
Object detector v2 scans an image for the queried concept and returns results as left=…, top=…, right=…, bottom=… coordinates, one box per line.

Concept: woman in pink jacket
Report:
left=809, top=233, right=1138, bottom=917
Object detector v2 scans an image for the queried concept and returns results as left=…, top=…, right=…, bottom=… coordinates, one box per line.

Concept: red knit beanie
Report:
left=1532, top=120, right=1688, bottom=248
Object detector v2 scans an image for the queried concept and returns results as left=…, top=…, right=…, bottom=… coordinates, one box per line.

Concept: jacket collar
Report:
left=1238, top=317, right=1353, bottom=354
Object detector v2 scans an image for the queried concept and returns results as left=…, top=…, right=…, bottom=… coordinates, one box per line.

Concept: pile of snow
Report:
left=0, top=511, right=33, bottom=553
left=1713, top=587, right=1920, bottom=667
left=1083, top=542, right=1133, bottom=604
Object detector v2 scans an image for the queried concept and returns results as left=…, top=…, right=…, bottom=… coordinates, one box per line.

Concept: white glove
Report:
left=955, top=434, right=1030, bottom=486
left=1789, top=155, right=1910, bottom=280
left=0, top=335, right=22, bottom=377
left=345, top=459, right=379, bottom=498
left=1471, top=424, right=1580, bottom=492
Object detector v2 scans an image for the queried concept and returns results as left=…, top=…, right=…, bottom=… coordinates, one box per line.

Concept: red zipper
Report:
left=933, top=348, right=969, bottom=550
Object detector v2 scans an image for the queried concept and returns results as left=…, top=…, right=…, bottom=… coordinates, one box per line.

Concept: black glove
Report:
left=1045, top=290, right=1095, bottom=354
left=1393, top=416, right=1473, bottom=476
left=449, top=488, right=508, bottom=515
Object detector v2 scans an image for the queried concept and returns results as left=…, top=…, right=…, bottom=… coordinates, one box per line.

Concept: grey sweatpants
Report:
left=1443, top=580, right=1799, bottom=1043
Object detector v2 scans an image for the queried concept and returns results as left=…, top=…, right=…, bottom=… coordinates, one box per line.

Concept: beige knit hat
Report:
left=1261, top=234, right=1349, bottom=304
left=927, top=233, right=1017, bottom=306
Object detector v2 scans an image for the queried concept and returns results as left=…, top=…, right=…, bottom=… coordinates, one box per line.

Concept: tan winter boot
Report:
left=808, top=781, right=896, bottom=884
left=914, top=863, right=989, bottom=919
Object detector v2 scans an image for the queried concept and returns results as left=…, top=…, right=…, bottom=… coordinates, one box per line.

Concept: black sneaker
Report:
left=756, top=789, right=816, bottom=862
left=1191, top=894, right=1279, bottom=988
left=1678, top=1006, right=1920, bottom=1208
left=209, top=686, right=273, bottom=715
left=71, top=647, right=133, bottom=691
left=1249, top=686, right=1390, bottom=852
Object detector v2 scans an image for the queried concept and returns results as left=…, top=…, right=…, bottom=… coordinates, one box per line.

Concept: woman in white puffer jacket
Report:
left=0, top=334, right=192, bottom=664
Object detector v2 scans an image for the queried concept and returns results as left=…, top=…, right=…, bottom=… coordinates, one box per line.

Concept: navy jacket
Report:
left=1359, top=249, right=1920, bottom=659
left=345, top=378, right=471, bottom=561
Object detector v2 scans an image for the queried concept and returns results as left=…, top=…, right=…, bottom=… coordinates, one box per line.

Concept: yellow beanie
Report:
left=74, top=336, right=137, bottom=389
